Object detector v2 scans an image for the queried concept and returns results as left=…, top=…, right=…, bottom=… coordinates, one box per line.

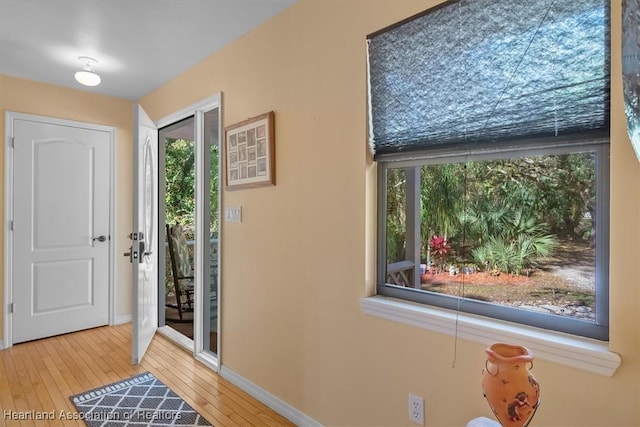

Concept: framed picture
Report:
left=224, top=111, right=275, bottom=190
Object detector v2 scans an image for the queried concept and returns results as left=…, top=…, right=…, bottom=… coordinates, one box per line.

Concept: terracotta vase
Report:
left=482, top=343, right=541, bottom=427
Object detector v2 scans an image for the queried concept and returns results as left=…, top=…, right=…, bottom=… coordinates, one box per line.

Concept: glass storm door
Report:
left=156, top=94, right=221, bottom=366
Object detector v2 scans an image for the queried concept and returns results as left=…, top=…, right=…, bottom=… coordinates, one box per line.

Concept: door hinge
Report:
left=9, top=136, right=14, bottom=148
left=9, top=303, right=14, bottom=314
left=9, top=220, right=13, bottom=231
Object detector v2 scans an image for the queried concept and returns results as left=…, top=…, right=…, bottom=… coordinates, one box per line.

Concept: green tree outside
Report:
left=387, top=153, right=595, bottom=276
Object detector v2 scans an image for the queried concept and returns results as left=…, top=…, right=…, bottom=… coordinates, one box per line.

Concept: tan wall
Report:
left=0, top=75, right=135, bottom=336
left=1, top=0, right=637, bottom=425
left=143, top=0, right=640, bottom=425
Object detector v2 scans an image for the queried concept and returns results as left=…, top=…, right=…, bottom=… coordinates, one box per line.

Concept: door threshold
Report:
left=157, top=325, right=193, bottom=352
left=158, top=325, right=220, bottom=372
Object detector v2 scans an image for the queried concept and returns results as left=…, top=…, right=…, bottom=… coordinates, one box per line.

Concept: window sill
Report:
left=360, top=296, right=621, bottom=377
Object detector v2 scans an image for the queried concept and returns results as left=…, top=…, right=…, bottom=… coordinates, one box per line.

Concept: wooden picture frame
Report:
left=224, top=111, right=275, bottom=190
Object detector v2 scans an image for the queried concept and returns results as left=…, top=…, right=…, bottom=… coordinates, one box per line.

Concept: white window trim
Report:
left=360, top=295, right=621, bottom=377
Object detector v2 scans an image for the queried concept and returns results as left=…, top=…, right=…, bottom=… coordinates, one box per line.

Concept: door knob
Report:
left=93, top=235, right=107, bottom=242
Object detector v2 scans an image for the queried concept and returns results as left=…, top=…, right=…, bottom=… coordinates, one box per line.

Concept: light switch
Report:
left=225, top=206, right=242, bottom=223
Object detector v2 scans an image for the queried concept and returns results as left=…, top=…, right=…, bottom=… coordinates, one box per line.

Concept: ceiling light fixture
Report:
left=74, top=56, right=101, bottom=87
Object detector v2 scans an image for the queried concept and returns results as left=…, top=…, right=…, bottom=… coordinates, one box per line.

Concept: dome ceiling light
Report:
left=74, top=56, right=101, bottom=87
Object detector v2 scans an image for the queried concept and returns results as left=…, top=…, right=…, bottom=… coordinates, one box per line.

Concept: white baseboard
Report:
left=220, top=366, right=322, bottom=427
left=114, top=314, right=132, bottom=325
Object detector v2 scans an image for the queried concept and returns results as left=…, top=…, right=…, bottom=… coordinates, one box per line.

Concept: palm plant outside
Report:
left=386, top=153, right=596, bottom=318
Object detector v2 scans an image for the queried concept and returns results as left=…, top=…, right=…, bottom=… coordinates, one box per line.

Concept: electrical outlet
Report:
left=408, top=393, right=424, bottom=425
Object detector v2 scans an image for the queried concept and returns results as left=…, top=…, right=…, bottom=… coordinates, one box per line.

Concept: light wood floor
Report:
left=0, top=324, right=294, bottom=427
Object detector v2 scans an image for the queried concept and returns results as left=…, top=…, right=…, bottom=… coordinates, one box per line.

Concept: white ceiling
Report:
left=0, top=0, right=297, bottom=100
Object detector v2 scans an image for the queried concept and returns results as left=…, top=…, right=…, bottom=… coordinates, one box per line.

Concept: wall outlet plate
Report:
left=408, top=393, right=424, bottom=425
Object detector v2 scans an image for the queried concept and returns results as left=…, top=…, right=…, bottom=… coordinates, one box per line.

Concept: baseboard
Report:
left=114, top=314, right=133, bottom=325
left=0, top=340, right=4, bottom=350
left=220, top=366, right=322, bottom=427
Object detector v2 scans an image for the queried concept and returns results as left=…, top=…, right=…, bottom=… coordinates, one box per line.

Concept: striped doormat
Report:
left=70, top=372, right=212, bottom=426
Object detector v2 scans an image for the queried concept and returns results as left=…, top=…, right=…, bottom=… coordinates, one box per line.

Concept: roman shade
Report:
left=367, top=0, right=610, bottom=158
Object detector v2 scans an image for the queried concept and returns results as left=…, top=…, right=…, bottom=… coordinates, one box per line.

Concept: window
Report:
left=368, top=0, right=610, bottom=340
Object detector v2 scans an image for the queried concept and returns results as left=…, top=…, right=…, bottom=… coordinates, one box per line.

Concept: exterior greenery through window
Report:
left=381, top=145, right=608, bottom=339
left=165, top=137, right=219, bottom=236
left=163, top=136, right=219, bottom=292
left=368, top=0, right=610, bottom=340
left=387, top=154, right=596, bottom=274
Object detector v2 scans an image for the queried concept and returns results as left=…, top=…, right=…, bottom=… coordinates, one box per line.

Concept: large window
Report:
left=369, top=0, right=610, bottom=340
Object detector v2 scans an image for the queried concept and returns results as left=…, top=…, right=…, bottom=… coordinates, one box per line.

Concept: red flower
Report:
left=429, top=235, right=450, bottom=256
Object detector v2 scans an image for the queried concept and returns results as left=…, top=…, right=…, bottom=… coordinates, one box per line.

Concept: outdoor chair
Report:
left=166, top=223, right=194, bottom=322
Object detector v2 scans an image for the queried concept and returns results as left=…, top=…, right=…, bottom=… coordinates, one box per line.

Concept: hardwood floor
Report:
left=0, top=324, right=294, bottom=427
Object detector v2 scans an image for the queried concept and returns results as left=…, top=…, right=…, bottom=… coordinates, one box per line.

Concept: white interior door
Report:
left=11, top=117, right=111, bottom=344
left=131, top=104, right=159, bottom=364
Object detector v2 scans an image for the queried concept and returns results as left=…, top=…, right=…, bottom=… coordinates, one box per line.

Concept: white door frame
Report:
left=155, top=93, right=222, bottom=371
left=3, top=111, right=116, bottom=349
